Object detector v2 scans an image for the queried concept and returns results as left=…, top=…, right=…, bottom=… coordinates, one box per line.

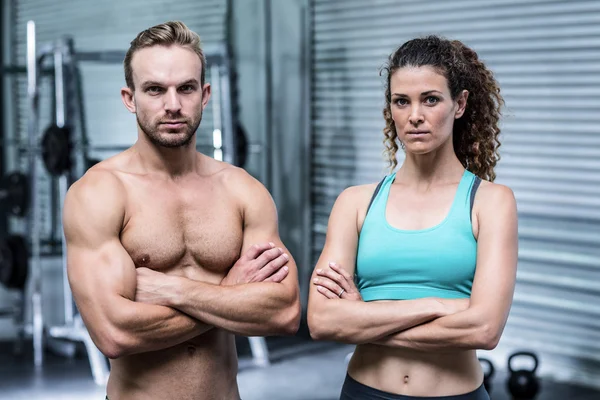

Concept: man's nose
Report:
left=164, top=88, right=182, bottom=113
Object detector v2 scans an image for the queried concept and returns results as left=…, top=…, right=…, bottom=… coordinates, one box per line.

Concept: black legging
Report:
left=340, top=374, right=490, bottom=400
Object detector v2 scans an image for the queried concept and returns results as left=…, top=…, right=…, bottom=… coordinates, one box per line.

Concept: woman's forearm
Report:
left=309, top=298, right=446, bottom=344
left=374, top=307, right=497, bottom=351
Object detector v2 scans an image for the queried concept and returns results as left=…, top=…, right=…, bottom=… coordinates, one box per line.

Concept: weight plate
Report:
left=6, top=235, right=28, bottom=290
left=0, top=239, right=14, bottom=286
left=2, top=172, right=30, bottom=217
left=41, top=125, right=72, bottom=176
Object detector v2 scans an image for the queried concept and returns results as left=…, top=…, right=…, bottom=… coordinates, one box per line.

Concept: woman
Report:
left=307, top=36, right=518, bottom=400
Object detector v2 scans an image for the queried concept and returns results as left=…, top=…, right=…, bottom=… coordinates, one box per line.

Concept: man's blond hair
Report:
left=124, top=21, right=206, bottom=90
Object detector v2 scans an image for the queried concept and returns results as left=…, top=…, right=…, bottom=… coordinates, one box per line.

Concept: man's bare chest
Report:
left=119, top=181, right=243, bottom=277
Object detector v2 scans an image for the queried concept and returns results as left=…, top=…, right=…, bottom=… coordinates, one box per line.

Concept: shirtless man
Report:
left=63, top=21, right=301, bottom=400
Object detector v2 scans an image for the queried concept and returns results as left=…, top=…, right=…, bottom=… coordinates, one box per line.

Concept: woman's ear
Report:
left=454, top=90, right=469, bottom=119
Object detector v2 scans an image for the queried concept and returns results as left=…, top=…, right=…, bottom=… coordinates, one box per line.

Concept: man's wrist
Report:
left=165, top=275, right=188, bottom=308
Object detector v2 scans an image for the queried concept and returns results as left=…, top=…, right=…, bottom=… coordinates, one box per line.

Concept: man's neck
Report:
left=132, top=139, right=199, bottom=178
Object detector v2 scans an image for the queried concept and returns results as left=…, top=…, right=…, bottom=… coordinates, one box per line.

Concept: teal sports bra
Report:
left=355, top=169, right=480, bottom=301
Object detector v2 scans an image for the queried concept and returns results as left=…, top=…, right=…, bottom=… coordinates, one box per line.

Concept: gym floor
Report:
left=1, top=341, right=599, bottom=400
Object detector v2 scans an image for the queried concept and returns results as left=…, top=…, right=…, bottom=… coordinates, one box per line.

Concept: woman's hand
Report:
left=313, top=262, right=362, bottom=301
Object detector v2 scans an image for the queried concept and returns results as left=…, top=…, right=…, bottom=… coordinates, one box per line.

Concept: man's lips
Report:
left=160, top=121, right=186, bottom=128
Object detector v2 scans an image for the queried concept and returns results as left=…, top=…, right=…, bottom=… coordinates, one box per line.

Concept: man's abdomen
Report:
left=107, top=330, right=239, bottom=400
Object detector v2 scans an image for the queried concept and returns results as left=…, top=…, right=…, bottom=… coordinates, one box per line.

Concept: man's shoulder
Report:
left=72, top=166, right=122, bottom=192
left=210, top=161, right=266, bottom=195
left=66, top=165, right=126, bottom=212
left=208, top=163, right=275, bottom=220
left=63, top=166, right=127, bottom=239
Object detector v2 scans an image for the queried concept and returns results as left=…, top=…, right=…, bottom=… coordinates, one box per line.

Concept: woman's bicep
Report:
left=314, top=188, right=361, bottom=275
left=308, top=188, right=361, bottom=305
left=470, top=184, right=518, bottom=339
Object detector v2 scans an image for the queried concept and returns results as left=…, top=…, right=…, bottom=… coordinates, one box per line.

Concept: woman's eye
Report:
left=425, top=96, right=439, bottom=105
left=395, top=98, right=408, bottom=106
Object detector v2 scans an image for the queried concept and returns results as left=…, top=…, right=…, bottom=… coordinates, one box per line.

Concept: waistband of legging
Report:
left=342, top=373, right=488, bottom=400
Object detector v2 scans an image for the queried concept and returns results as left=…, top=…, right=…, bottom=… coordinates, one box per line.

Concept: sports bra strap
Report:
left=366, top=173, right=480, bottom=220
left=365, top=176, right=386, bottom=216
left=469, top=176, right=482, bottom=222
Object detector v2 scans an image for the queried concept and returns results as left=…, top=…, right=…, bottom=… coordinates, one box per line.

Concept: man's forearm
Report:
left=373, top=308, right=491, bottom=351
left=167, top=277, right=298, bottom=336
left=106, top=299, right=213, bottom=358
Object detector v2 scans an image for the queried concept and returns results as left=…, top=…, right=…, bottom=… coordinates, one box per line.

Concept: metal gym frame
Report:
left=0, top=0, right=27, bottom=357
left=19, top=20, right=269, bottom=385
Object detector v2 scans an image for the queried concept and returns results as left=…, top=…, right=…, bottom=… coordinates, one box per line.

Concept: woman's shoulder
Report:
left=334, top=179, right=388, bottom=214
left=339, top=180, right=385, bottom=201
left=477, top=179, right=514, bottom=198
left=475, top=179, right=517, bottom=214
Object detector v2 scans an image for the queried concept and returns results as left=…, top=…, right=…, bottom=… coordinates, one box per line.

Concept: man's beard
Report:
left=137, top=111, right=202, bottom=149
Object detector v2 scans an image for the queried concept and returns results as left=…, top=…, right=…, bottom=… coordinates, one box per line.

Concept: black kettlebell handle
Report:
left=508, top=351, right=539, bottom=374
left=478, top=357, right=495, bottom=379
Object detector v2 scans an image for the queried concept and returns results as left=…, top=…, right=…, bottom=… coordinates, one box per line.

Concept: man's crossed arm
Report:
left=135, top=241, right=299, bottom=337
left=64, top=169, right=300, bottom=359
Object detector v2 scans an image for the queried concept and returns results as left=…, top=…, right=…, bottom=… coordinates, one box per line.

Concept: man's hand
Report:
left=135, top=242, right=290, bottom=307
left=135, top=267, right=179, bottom=307
left=221, top=242, right=290, bottom=286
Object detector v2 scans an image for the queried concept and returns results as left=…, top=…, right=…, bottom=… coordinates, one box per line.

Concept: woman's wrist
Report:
left=431, top=298, right=450, bottom=318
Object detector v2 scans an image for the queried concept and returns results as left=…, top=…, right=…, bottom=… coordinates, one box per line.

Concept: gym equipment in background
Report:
left=0, top=172, right=30, bottom=217
left=507, top=351, right=541, bottom=399
left=478, top=357, right=495, bottom=395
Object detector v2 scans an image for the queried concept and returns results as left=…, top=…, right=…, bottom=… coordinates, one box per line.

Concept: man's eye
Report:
left=147, top=86, right=162, bottom=93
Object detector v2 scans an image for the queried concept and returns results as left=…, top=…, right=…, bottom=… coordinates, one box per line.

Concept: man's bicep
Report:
left=240, top=180, right=299, bottom=286
left=63, top=174, right=136, bottom=343
left=67, top=239, right=137, bottom=308
left=239, top=179, right=281, bottom=251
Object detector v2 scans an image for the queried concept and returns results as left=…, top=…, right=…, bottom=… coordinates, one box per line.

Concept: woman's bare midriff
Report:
left=107, top=329, right=240, bottom=400
left=348, top=344, right=484, bottom=396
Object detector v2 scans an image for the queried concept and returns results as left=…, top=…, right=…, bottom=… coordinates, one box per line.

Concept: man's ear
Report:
left=121, top=87, right=136, bottom=113
left=201, top=83, right=212, bottom=110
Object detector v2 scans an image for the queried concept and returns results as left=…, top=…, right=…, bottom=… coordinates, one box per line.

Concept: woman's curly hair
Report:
left=381, top=36, right=504, bottom=181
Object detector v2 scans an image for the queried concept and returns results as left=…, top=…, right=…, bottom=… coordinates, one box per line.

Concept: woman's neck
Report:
left=396, top=142, right=464, bottom=185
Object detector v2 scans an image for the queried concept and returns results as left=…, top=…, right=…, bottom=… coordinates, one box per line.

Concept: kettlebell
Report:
left=507, top=351, right=540, bottom=399
left=478, top=357, right=495, bottom=394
